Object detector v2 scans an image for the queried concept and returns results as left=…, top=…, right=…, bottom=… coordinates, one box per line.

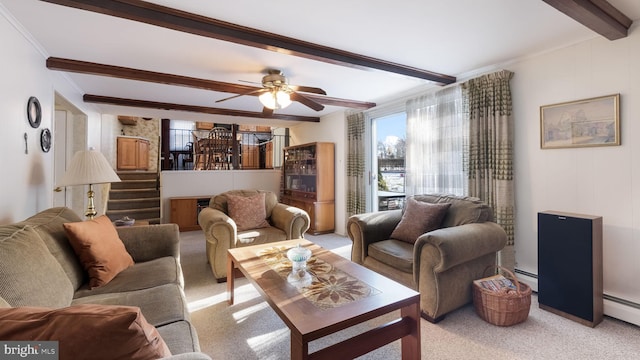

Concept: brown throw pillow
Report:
left=63, top=215, right=134, bottom=289
left=0, top=304, right=171, bottom=360
left=390, top=198, right=451, bottom=244
left=226, top=193, right=270, bottom=231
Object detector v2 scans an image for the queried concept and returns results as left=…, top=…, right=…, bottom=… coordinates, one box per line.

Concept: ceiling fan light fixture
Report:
left=259, top=89, right=292, bottom=110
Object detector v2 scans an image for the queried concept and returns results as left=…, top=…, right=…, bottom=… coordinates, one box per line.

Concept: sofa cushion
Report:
left=0, top=226, right=74, bottom=308
left=157, top=320, right=201, bottom=354
left=368, top=240, right=414, bottom=273
left=391, top=198, right=450, bottom=243
left=237, top=226, right=287, bottom=246
left=73, top=256, right=181, bottom=299
left=14, top=207, right=86, bottom=290
left=0, top=296, right=10, bottom=308
left=412, top=194, right=493, bottom=227
left=227, top=193, right=270, bottom=231
left=63, top=215, right=134, bottom=289
left=72, top=283, right=188, bottom=327
left=0, top=304, right=171, bottom=360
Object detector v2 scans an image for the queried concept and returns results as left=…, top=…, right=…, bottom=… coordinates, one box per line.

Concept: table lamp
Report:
left=57, top=147, right=121, bottom=219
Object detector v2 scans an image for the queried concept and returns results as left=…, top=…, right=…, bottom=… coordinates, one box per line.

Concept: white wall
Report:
left=510, top=24, right=640, bottom=321
left=289, top=111, right=347, bottom=235
left=0, top=7, right=103, bottom=223
left=160, top=170, right=281, bottom=223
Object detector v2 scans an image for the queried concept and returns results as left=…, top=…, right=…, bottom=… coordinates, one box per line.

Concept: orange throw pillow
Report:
left=0, top=304, right=171, bottom=360
left=63, top=215, right=134, bottom=289
left=227, top=193, right=270, bottom=231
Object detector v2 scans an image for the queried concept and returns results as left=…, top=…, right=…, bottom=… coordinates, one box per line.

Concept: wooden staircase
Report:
left=106, top=171, right=161, bottom=224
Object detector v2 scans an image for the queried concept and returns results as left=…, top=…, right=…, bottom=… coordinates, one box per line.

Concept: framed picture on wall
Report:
left=540, top=94, right=620, bottom=149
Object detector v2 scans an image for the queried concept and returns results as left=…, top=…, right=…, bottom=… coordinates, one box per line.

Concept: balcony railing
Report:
left=166, top=128, right=288, bottom=170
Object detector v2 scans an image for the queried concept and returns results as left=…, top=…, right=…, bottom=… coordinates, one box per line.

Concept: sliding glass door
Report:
left=370, top=112, right=406, bottom=212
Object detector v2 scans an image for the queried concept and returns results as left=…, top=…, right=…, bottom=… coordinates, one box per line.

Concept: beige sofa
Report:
left=347, top=194, right=507, bottom=322
left=0, top=207, right=210, bottom=359
left=198, top=189, right=310, bottom=281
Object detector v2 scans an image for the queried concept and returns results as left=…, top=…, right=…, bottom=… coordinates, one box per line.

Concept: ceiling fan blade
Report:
left=215, top=88, right=265, bottom=103
left=262, top=107, right=274, bottom=117
left=290, top=91, right=325, bottom=111
left=289, top=85, right=326, bottom=95
left=239, top=79, right=263, bottom=86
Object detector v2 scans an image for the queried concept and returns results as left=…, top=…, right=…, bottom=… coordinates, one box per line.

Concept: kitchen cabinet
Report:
left=117, top=136, right=150, bottom=170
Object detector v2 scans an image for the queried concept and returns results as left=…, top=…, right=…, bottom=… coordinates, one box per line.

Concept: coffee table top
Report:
left=228, top=239, right=419, bottom=341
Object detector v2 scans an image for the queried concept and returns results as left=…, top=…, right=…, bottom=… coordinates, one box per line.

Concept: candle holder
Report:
left=287, top=244, right=312, bottom=288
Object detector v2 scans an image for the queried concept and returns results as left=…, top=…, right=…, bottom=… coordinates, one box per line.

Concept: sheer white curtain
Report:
left=405, top=85, right=467, bottom=196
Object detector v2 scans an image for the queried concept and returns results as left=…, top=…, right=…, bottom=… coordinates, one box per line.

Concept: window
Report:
left=372, top=112, right=406, bottom=211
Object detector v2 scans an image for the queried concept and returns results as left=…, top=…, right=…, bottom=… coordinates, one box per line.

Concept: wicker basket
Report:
left=473, top=266, right=531, bottom=326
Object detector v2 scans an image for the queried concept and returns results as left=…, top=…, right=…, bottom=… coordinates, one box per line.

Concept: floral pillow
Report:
left=390, top=198, right=451, bottom=244
left=227, top=193, right=270, bottom=231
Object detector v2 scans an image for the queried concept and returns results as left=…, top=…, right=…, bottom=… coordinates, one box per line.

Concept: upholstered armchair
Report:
left=198, top=190, right=310, bottom=281
left=347, top=194, right=507, bottom=322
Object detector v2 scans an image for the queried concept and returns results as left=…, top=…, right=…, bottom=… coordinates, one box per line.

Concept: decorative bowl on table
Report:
left=287, top=244, right=313, bottom=288
left=114, top=216, right=135, bottom=226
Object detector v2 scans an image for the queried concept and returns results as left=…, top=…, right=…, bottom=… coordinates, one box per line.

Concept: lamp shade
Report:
left=58, top=148, right=121, bottom=186
left=259, top=89, right=292, bottom=110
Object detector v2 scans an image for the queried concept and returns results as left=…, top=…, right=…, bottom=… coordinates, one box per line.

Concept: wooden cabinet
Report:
left=281, top=142, right=334, bottom=234
left=170, top=196, right=210, bottom=231
left=195, top=121, right=214, bottom=130
left=538, top=211, right=603, bottom=327
left=117, top=137, right=150, bottom=170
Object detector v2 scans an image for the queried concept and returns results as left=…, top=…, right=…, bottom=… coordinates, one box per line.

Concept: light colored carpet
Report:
left=179, top=231, right=640, bottom=359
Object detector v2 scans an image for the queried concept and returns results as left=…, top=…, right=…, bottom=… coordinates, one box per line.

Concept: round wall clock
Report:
left=40, top=128, right=51, bottom=153
left=27, top=96, right=42, bottom=128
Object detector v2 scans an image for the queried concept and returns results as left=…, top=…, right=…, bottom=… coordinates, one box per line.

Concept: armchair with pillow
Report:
left=347, top=194, right=507, bottom=322
left=198, top=189, right=310, bottom=281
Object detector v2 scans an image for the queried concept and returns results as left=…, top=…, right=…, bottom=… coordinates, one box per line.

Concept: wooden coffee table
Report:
left=227, top=239, right=420, bottom=360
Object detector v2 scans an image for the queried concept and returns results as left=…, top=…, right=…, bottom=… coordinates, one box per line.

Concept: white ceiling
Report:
left=1, top=0, right=638, bottom=126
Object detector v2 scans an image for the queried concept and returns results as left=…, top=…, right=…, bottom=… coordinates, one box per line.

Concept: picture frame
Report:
left=540, top=94, right=620, bottom=149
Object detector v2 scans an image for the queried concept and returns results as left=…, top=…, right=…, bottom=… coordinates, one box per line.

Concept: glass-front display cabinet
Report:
left=281, top=142, right=334, bottom=234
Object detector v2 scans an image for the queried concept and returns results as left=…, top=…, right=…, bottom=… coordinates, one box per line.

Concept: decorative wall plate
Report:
left=27, top=96, right=42, bottom=128
left=40, top=128, right=51, bottom=153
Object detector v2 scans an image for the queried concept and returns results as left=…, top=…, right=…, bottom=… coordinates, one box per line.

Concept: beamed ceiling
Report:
left=1, top=0, right=637, bottom=126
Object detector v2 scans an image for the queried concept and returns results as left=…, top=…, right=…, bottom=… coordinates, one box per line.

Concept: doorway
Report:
left=370, top=112, right=406, bottom=212
left=53, top=93, right=87, bottom=215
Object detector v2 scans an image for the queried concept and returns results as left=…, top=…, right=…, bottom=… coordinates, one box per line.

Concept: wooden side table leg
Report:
left=400, top=300, right=421, bottom=360
left=227, top=253, right=235, bottom=305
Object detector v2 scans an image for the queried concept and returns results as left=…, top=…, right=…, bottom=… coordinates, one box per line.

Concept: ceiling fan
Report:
left=215, top=69, right=326, bottom=116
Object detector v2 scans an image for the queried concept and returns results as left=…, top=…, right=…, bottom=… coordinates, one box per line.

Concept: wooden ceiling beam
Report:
left=40, top=0, right=456, bottom=85
left=542, top=0, right=632, bottom=40
left=47, top=57, right=376, bottom=110
left=83, top=94, right=321, bottom=122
